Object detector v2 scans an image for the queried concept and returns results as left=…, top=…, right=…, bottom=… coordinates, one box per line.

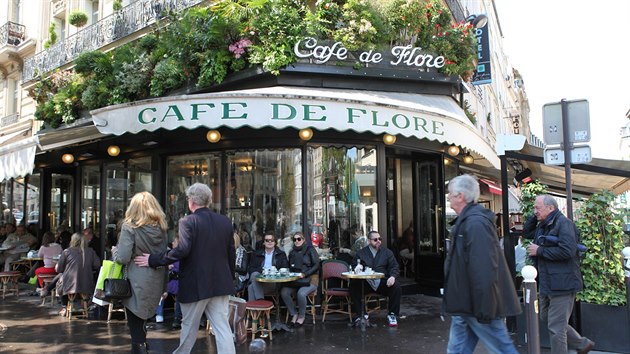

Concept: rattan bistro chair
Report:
left=321, top=259, right=352, bottom=322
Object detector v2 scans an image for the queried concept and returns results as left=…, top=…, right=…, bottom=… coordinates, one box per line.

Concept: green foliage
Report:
left=245, top=0, right=308, bottom=74
left=35, top=0, right=479, bottom=126
left=330, top=0, right=387, bottom=51
left=74, top=51, right=113, bottom=77
left=464, top=99, right=476, bottom=125
left=520, top=181, right=548, bottom=218
left=69, top=10, right=88, bottom=27
left=30, top=70, right=83, bottom=127
left=113, top=0, right=123, bottom=11
left=150, top=58, right=188, bottom=97
left=576, top=191, right=627, bottom=306
left=43, top=23, right=57, bottom=49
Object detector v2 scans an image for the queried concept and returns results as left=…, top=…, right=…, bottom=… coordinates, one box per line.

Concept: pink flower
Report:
left=229, top=38, right=253, bottom=59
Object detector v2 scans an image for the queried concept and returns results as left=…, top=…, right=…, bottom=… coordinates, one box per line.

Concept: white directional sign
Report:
left=542, top=99, right=591, bottom=145
left=544, top=145, right=592, bottom=165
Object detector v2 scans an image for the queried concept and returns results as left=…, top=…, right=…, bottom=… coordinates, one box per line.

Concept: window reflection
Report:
left=226, top=149, right=301, bottom=254
left=307, top=146, right=377, bottom=261
left=166, top=153, right=221, bottom=242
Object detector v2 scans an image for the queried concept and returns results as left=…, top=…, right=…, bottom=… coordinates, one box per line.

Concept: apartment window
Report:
left=7, top=78, right=18, bottom=114
left=11, top=0, right=22, bottom=23
left=90, top=0, right=100, bottom=24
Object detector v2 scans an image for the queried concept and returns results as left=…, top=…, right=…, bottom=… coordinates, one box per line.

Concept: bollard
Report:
left=521, top=265, right=540, bottom=354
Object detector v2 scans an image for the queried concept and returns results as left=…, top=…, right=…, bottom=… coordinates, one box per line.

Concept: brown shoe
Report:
left=577, top=340, right=595, bottom=354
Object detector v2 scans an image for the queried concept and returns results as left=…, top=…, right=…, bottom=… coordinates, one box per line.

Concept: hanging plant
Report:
left=113, top=0, right=123, bottom=11
left=43, top=23, right=57, bottom=49
left=69, top=10, right=89, bottom=28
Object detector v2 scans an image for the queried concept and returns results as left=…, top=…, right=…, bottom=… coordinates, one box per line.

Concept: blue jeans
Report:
left=156, top=294, right=182, bottom=320
left=447, top=315, right=518, bottom=354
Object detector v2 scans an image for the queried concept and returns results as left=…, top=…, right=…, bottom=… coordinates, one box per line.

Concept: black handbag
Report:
left=103, top=265, right=131, bottom=300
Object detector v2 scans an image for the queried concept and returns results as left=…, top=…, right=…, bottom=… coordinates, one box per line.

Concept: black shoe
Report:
left=353, top=316, right=362, bottom=327
left=131, top=342, right=148, bottom=354
left=172, top=319, right=181, bottom=330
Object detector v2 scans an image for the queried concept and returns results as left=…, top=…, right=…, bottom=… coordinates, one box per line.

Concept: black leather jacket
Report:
left=247, top=247, right=289, bottom=275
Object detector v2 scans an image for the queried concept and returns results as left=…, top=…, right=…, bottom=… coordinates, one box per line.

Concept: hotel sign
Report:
left=471, top=24, right=492, bottom=85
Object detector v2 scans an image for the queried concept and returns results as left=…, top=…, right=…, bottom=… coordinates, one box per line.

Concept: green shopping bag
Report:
left=95, top=260, right=124, bottom=291
left=28, top=276, right=38, bottom=285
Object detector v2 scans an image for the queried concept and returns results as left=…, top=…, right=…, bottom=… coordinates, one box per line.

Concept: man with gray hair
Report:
left=525, top=194, right=594, bottom=354
left=135, top=183, right=236, bottom=354
left=443, top=174, right=521, bottom=353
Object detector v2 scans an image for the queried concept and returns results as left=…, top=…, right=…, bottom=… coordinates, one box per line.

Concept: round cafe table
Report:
left=341, top=271, right=385, bottom=331
left=256, top=273, right=302, bottom=332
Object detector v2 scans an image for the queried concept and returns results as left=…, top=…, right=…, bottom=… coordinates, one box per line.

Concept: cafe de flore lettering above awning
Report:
left=91, top=86, right=500, bottom=168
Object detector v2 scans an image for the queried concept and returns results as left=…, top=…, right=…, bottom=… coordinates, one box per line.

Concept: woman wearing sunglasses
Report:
left=281, top=232, right=320, bottom=327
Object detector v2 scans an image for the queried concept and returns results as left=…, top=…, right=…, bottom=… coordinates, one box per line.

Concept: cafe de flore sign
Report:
left=91, top=86, right=499, bottom=168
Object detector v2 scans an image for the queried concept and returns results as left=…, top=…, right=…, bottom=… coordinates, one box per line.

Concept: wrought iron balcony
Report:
left=22, top=0, right=204, bottom=82
left=0, top=21, right=26, bottom=47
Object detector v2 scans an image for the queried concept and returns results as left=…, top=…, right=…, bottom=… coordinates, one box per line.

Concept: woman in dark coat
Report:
left=113, top=191, right=168, bottom=354
left=280, top=232, right=320, bottom=326
left=55, top=232, right=101, bottom=316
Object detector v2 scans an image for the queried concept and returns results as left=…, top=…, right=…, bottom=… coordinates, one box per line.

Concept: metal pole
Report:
left=560, top=99, right=573, bottom=220
left=521, top=265, right=541, bottom=354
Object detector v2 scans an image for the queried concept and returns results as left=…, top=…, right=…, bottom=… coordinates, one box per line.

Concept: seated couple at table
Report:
left=349, top=230, right=402, bottom=328
left=247, top=231, right=319, bottom=327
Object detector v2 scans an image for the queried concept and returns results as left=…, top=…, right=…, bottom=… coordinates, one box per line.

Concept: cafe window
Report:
left=165, top=153, right=222, bottom=242
left=226, top=149, right=301, bottom=253
left=306, top=145, right=377, bottom=251
left=104, top=158, right=152, bottom=249
left=81, top=165, right=100, bottom=232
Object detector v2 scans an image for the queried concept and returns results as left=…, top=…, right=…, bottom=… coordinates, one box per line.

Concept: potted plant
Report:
left=43, top=23, right=57, bottom=49
left=575, top=190, right=630, bottom=353
left=69, top=10, right=88, bottom=28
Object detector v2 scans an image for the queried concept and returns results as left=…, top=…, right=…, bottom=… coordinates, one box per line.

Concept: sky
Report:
left=494, top=0, right=630, bottom=159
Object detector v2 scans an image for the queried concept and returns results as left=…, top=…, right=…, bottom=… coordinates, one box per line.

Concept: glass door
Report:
left=49, top=174, right=73, bottom=232
left=387, top=156, right=444, bottom=288
left=104, top=158, right=152, bottom=252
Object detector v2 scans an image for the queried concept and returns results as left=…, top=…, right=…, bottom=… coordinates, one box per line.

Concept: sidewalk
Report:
left=0, top=285, right=611, bottom=353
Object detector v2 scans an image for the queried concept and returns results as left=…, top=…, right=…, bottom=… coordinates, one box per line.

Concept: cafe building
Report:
left=0, top=0, right=506, bottom=293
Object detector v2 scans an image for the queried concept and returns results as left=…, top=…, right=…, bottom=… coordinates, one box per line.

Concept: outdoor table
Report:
left=256, top=272, right=302, bottom=332
left=12, top=257, right=42, bottom=273
left=341, top=271, right=385, bottom=331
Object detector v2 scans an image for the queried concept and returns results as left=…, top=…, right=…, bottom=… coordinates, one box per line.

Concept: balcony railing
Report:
left=0, top=113, right=19, bottom=128
left=22, top=0, right=204, bottom=82
left=0, top=21, right=26, bottom=47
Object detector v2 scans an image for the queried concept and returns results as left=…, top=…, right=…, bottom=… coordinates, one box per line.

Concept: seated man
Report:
left=246, top=231, right=289, bottom=301
left=0, top=224, right=37, bottom=271
left=349, top=230, right=402, bottom=327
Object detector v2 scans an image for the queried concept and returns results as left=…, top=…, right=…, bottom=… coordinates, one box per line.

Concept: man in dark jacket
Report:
left=350, top=230, right=402, bottom=327
left=526, top=194, right=594, bottom=354
left=443, top=174, right=520, bottom=354
left=135, top=183, right=236, bottom=354
left=247, top=231, right=289, bottom=301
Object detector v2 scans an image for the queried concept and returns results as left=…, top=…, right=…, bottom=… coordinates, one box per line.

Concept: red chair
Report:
left=321, top=260, right=352, bottom=322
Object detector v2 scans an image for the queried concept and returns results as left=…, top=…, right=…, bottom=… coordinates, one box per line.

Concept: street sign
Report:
left=544, top=145, right=592, bottom=165
left=542, top=99, right=591, bottom=145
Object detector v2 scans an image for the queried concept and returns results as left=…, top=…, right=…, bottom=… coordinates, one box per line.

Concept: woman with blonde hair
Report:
left=55, top=232, right=101, bottom=316
left=113, top=191, right=168, bottom=354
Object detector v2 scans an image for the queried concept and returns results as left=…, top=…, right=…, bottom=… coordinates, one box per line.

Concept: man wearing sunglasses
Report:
left=349, top=230, right=402, bottom=327
left=247, top=231, right=289, bottom=301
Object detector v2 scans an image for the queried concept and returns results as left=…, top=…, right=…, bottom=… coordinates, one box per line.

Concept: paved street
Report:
left=0, top=285, right=612, bottom=354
